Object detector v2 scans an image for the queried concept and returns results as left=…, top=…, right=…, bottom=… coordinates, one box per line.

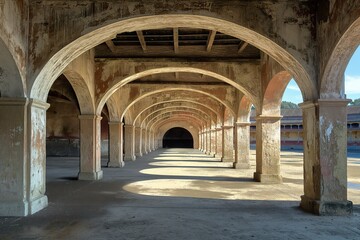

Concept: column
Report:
left=146, top=129, right=151, bottom=153
left=151, top=131, right=155, bottom=151
left=142, top=128, right=148, bottom=154
left=210, top=128, right=217, bottom=157
left=253, top=115, right=282, bottom=183
left=234, top=122, right=251, bottom=169
left=216, top=127, right=223, bottom=158
left=201, top=131, right=206, bottom=152
left=124, top=125, right=136, bottom=161
left=222, top=125, right=234, bottom=162
left=0, top=98, right=49, bottom=216
left=107, top=121, right=125, bottom=168
left=78, top=114, right=103, bottom=180
left=300, top=100, right=352, bottom=215
left=135, top=126, right=142, bottom=157
left=206, top=129, right=211, bottom=154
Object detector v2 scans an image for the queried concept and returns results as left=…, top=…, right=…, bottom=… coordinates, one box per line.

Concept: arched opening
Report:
left=163, top=127, right=194, bottom=148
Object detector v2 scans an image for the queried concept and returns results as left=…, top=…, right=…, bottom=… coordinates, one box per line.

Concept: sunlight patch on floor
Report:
left=123, top=179, right=301, bottom=201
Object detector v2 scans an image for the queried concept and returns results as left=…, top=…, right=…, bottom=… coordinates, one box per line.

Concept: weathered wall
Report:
left=0, top=0, right=28, bottom=97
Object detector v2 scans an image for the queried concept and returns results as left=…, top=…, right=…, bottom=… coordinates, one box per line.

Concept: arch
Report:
left=0, top=37, right=24, bottom=97
left=143, top=107, right=210, bottom=129
left=140, top=106, right=211, bottom=127
left=99, top=67, right=257, bottom=113
left=237, top=95, right=253, bottom=122
left=133, top=100, right=219, bottom=126
left=148, top=111, right=208, bottom=131
left=31, top=14, right=315, bottom=104
left=262, top=71, right=292, bottom=115
left=152, top=114, right=204, bottom=132
left=62, top=69, right=95, bottom=114
left=157, top=120, right=200, bottom=149
left=121, top=88, right=234, bottom=121
left=162, top=127, right=194, bottom=148
left=320, top=17, right=360, bottom=98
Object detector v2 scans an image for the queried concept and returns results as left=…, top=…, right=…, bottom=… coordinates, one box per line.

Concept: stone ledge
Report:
left=300, top=195, right=353, bottom=216
left=253, top=172, right=282, bottom=183
left=221, top=158, right=234, bottom=162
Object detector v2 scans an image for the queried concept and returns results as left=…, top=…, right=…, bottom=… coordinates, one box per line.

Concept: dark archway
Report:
left=163, top=127, right=194, bottom=148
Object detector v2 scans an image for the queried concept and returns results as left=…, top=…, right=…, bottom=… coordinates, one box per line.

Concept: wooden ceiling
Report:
left=95, top=28, right=260, bottom=59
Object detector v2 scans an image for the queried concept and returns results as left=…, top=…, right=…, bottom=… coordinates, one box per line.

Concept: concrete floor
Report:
left=1, top=148, right=360, bottom=240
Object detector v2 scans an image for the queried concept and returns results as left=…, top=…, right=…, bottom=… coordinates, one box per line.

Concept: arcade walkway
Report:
left=1, top=149, right=360, bottom=239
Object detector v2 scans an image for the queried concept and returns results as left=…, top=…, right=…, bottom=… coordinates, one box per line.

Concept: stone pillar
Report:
left=151, top=131, right=155, bottom=151
left=146, top=130, right=152, bottom=153
left=142, top=128, right=148, bottom=154
left=253, top=115, right=282, bottom=183
left=234, top=122, right=251, bottom=169
left=135, top=127, right=142, bottom=157
left=210, top=128, right=217, bottom=156
left=124, top=125, right=136, bottom=161
left=300, top=100, right=352, bottom=215
left=222, top=125, right=234, bottom=162
left=78, top=115, right=103, bottom=180
left=0, top=99, right=49, bottom=216
left=216, top=127, right=223, bottom=158
left=107, top=121, right=125, bottom=168
left=206, top=129, right=211, bottom=154
left=201, top=131, right=206, bottom=152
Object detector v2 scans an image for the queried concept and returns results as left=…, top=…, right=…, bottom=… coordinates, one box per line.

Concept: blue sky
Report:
left=283, top=46, right=360, bottom=104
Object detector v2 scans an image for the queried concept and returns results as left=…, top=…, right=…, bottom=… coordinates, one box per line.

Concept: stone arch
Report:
left=157, top=121, right=200, bottom=149
left=147, top=111, right=208, bottom=131
left=237, top=95, right=253, bottom=122
left=62, top=69, right=95, bottom=114
left=142, top=107, right=210, bottom=129
left=262, top=71, right=292, bottom=115
left=31, top=14, right=315, bottom=104
left=0, top=37, right=24, bottom=97
left=98, top=67, right=254, bottom=115
left=133, top=100, right=219, bottom=127
left=121, top=88, right=235, bottom=122
left=320, top=17, right=360, bottom=98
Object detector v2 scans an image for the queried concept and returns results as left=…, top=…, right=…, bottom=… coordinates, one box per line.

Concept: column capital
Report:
left=222, top=125, right=233, bottom=129
left=79, top=114, right=102, bottom=121
left=255, top=115, right=282, bottom=122
left=108, top=121, right=123, bottom=126
left=236, top=122, right=251, bottom=126
left=216, top=127, right=222, bottom=130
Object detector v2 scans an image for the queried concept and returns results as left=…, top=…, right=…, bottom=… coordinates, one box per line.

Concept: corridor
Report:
left=1, top=149, right=360, bottom=239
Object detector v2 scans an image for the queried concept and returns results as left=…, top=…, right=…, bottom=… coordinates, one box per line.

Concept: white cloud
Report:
left=345, top=75, right=360, bottom=94
left=287, top=85, right=301, bottom=91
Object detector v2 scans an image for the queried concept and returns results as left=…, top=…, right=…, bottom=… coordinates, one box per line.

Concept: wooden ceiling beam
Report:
left=238, top=41, right=249, bottom=54
left=173, top=28, right=179, bottom=54
left=206, top=30, right=217, bottom=52
left=136, top=30, right=147, bottom=52
left=105, top=40, right=116, bottom=53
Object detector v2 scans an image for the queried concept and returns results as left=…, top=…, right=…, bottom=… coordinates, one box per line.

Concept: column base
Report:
left=221, top=157, right=234, bottom=162
left=253, top=172, right=282, bottom=183
left=233, top=162, right=250, bottom=169
left=136, top=153, right=143, bottom=157
left=0, top=195, right=48, bottom=217
left=78, top=170, right=103, bottom=180
left=210, top=152, right=216, bottom=157
left=300, top=195, right=353, bottom=216
left=107, top=161, right=125, bottom=168
left=124, top=155, right=136, bottom=161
